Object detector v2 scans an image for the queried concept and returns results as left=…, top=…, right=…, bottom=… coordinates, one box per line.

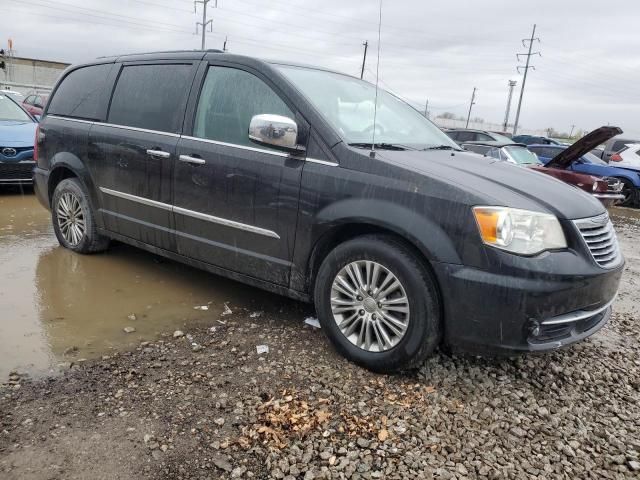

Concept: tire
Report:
left=618, top=178, right=639, bottom=208
left=314, top=235, right=441, bottom=373
left=51, top=178, right=110, bottom=253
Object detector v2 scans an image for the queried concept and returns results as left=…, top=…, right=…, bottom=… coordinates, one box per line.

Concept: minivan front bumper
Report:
left=432, top=257, right=623, bottom=355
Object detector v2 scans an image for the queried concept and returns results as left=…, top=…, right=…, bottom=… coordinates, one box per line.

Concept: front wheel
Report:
left=314, top=235, right=441, bottom=373
left=52, top=178, right=109, bottom=253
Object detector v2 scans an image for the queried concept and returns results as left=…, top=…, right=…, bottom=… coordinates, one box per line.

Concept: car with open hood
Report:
left=0, top=92, right=37, bottom=185
left=529, top=126, right=640, bottom=207
left=462, top=142, right=624, bottom=207
left=33, top=51, right=623, bottom=372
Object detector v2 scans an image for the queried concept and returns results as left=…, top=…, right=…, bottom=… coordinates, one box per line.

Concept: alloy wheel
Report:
left=56, top=192, right=86, bottom=246
left=330, top=260, right=410, bottom=352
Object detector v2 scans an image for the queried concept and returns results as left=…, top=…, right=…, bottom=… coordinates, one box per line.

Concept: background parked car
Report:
left=600, top=136, right=640, bottom=162
left=463, top=142, right=623, bottom=207
left=512, top=134, right=566, bottom=145
left=445, top=128, right=513, bottom=145
left=22, top=93, right=49, bottom=117
left=528, top=126, right=640, bottom=207
left=614, top=143, right=640, bottom=170
left=0, top=93, right=37, bottom=185
left=0, top=89, right=24, bottom=100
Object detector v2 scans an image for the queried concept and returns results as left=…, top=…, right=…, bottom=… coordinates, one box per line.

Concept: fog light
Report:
left=528, top=321, right=541, bottom=337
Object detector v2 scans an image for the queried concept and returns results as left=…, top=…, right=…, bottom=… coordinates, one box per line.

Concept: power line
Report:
left=512, top=24, right=541, bottom=135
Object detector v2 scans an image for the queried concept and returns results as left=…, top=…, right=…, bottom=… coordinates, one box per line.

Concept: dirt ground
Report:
left=1, top=192, right=639, bottom=479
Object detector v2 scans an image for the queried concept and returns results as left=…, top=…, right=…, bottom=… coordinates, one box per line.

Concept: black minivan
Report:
left=34, top=50, right=623, bottom=372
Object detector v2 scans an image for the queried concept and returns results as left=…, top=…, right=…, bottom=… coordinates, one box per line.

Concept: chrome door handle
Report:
left=179, top=154, right=206, bottom=165
left=146, top=149, right=171, bottom=158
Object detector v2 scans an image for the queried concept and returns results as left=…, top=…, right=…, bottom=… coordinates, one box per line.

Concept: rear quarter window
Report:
left=107, top=64, right=193, bottom=133
left=47, top=64, right=112, bottom=120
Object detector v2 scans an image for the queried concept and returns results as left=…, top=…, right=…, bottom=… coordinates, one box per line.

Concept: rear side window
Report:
left=457, top=131, right=475, bottom=142
left=108, top=64, right=193, bottom=133
left=476, top=133, right=493, bottom=141
left=611, top=140, right=628, bottom=152
left=47, top=64, right=112, bottom=120
left=193, top=66, right=293, bottom=149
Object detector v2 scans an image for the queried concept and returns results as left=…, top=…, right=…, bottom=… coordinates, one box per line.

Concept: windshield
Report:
left=277, top=65, right=459, bottom=149
left=0, top=95, right=32, bottom=122
left=581, top=152, right=608, bottom=166
left=504, top=146, right=542, bottom=165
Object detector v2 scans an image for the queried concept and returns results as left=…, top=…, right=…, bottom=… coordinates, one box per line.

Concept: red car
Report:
left=462, top=142, right=624, bottom=207
left=22, top=93, right=49, bottom=117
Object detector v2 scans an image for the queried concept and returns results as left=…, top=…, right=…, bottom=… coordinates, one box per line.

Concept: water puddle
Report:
left=1, top=193, right=638, bottom=380
left=0, top=191, right=308, bottom=380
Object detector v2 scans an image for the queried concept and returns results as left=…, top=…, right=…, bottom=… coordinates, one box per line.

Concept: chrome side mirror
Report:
left=249, top=114, right=304, bottom=152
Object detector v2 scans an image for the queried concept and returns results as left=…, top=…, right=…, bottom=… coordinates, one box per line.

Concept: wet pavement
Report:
left=0, top=189, right=309, bottom=380
left=0, top=189, right=638, bottom=380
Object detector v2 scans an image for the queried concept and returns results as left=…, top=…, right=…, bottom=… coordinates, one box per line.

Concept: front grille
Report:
left=0, top=161, right=35, bottom=180
left=573, top=213, right=621, bottom=268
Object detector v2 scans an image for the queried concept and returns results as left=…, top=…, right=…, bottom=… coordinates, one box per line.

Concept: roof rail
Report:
left=97, top=49, right=224, bottom=59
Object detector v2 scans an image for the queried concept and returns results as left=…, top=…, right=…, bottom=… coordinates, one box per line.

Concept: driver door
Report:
left=172, top=64, right=304, bottom=286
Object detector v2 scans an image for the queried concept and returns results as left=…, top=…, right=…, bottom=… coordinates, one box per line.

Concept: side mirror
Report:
left=249, top=114, right=304, bottom=153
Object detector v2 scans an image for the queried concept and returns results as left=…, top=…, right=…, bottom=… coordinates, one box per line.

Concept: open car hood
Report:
left=546, top=126, right=622, bottom=168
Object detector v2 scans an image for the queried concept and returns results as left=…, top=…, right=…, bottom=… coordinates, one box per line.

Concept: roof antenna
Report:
left=370, top=0, right=383, bottom=159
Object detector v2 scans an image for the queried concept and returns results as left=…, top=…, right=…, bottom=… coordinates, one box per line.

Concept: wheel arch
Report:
left=48, top=153, right=104, bottom=228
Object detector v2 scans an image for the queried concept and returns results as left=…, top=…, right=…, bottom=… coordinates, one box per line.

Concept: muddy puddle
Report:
left=1, top=192, right=638, bottom=380
left=0, top=191, right=309, bottom=380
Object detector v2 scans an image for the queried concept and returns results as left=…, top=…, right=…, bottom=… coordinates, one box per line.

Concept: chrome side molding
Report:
left=99, top=187, right=280, bottom=239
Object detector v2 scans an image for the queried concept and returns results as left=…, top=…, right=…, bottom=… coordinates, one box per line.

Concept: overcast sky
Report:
left=3, top=0, right=640, bottom=136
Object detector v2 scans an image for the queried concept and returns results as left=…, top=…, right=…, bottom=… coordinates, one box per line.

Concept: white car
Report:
left=614, top=143, right=640, bottom=170
left=0, top=89, right=24, bottom=99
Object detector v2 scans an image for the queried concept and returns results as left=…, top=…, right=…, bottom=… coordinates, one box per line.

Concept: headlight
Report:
left=472, top=206, right=567, bottom=255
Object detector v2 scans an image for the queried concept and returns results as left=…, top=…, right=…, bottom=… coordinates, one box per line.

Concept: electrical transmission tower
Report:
left=195, top=0, right=217, bottom=50
left=512, top=24, right=541, bottom=135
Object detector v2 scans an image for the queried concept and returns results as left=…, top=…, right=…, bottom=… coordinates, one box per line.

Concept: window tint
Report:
left=446, top=131, right=459, bottom=140
left=108, top=64, right=193, bottom=133
left=193, top=66, right=293, bottom=149
left=476, top=133, right=493, bottom=141
left=47, top=64, right=112, bottom=119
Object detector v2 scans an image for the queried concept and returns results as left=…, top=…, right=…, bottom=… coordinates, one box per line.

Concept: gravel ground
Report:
left=1, top=215, right=639, bottom=479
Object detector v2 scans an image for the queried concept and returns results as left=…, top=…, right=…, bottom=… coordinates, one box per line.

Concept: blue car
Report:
left=528, top=131, right=640, bottom=207
left=0, top=93, right=38, bottom=185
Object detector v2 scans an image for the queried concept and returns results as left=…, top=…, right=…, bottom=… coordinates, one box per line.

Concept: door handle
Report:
left=146, top=149, right=171, bottom=159
left=179, top=154, right=206, bottom=165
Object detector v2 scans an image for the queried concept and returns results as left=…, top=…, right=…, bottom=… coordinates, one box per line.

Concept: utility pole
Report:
left=223, top=36, right=228, bottom=52
left=513, top=24, right=541, bottom=135
left=465, top=87, right=476, bottom=129
left=424, top=99, right=429, bottom=118
left=502, top=80, right=517, bottom=132
left=569, top=124, right=576, bottom=137
left=195, top=0, right=216, bottom=50
left=360, top=41, right=368, bottom=79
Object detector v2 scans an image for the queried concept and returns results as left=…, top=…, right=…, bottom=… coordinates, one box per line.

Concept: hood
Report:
left=375, top=149, right=604, bottom=220
left=0, top=120, right=37, bottom=148
left=546, top=126, right=622, bottom=168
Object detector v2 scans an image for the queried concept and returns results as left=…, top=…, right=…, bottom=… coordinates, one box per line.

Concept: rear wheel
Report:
left=618, top=178, right=638, bottom=207
left=314, top=235, right=441, bottom=373
left=52, top=178, right=109, bottom=253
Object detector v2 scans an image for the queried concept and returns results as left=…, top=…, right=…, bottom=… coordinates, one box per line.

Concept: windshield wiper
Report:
left=348, top=142, right=415, bottom=151
left=422, top=145, right=460, bottom=151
